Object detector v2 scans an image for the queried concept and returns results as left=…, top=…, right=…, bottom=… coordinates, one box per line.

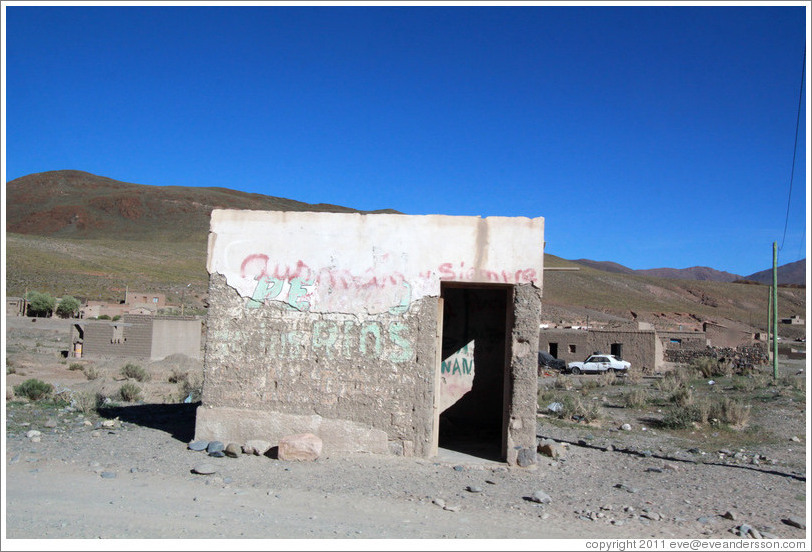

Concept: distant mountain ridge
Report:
left=573, top=259, right=805, bottom=286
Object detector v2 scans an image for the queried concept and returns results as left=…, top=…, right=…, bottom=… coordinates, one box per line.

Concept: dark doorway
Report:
left=438, top=284, right=510, bottom=461
left=611, top=343, right=623, bottom=359
left=549, top=342, right=558, bottom=358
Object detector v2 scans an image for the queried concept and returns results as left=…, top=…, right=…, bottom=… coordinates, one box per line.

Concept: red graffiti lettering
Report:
left=240, top=254, right=269, bottom=279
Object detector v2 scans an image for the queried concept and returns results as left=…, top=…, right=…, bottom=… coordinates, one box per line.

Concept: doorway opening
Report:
left=548, top=342, right=559, bottom=358
left=437, top=283, right=511, bottom=462
left=611, top=343, right=623, bottom=359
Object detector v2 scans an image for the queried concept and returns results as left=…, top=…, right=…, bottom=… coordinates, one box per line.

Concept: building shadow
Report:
left=97, top=402, right=199, bottom=443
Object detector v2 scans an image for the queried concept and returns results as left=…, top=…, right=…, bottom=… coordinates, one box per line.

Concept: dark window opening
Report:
left=610, top=343, right=623, bottom=358
left=568, top=344, right=577, bottom=354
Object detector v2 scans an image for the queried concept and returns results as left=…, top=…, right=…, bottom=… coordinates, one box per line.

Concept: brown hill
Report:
left=572, top=259, right=635, bottom=274
left=636, top=266, right=742, bottom=282
left=744, top=259, right=807, bottom=286
left=6, top=170, right=398, bottom=240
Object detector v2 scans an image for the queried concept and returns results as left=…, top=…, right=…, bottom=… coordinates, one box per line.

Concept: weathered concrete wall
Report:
left=197, top=210, right=544, bottom=461
left=505, top=284, right=542, bottom=465
left=151, top=317, right=202, bottom=360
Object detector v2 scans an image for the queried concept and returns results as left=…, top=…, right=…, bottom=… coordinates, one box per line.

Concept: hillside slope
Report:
left=6, top=170, right=398, bottom=241
left=5, top=170, right=806, bottom=336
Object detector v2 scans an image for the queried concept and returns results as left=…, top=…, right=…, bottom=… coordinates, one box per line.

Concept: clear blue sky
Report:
left=3, top=2, right=809, bottom=276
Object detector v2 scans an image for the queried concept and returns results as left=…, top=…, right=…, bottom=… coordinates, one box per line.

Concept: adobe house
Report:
left=538, top=324, right=662, bottom=373
left=195, top=210, right=544, bottom=465
left=71, top=314, right=202, bottom=360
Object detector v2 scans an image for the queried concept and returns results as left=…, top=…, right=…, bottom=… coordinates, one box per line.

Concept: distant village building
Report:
left=781, top=315, right=805, bottom=325
left=71, top=314, right=202, bottom=360
left=6, top=297, right=26, bottom=317
left=80, top=290, right=168, bottom=319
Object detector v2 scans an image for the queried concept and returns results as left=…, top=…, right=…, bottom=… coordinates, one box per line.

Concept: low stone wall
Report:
left=665, top=344, right=768, bottom=369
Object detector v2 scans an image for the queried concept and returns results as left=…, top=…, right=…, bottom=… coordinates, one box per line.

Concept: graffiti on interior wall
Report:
left=439, top=340, right=475, bottom=413
left=241, top=255, right=411, bottom=314
left=224, top=318, right=414, bottom=364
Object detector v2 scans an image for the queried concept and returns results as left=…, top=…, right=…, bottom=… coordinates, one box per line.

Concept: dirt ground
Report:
left=3, top=316, right=810, bottom=546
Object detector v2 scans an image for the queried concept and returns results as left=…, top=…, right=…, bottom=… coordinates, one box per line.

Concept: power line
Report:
left=779, top=47, right=805, bottom=253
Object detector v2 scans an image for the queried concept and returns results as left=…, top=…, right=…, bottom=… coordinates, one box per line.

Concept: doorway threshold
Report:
left=434, top=447, right=505, bottom=467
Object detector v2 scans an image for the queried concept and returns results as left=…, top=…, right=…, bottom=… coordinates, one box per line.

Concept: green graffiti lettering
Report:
left=462, top=358, right=473, bottom=375
left=452, top=359, right=461, bottom=375
left=342, top=321, right=355, bottom=359
left=312, top=321, right=338, bottom=358
left=360, top=323, right=382, bottom=358
left=441, top=360, right=450, bottom=374
left=388, top=281, right=412, bottom=314
left=388, top=322, right=413, bottom=363
left=246, top=277, right=283, bottom=309
left=287, top=277, right=312, bottom=311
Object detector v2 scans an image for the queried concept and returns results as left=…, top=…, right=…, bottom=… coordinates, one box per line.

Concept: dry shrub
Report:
left=709, top=397, right=750, bottom=427
left=68, top=363, right=84, bottom=371
left=119, top=382, right=142, bottom=402
left=656, top=373, right=683, bottom=394
left=558, top=395, right=602, bottom=423
left=72, top=390, right=104, bottom=413
left=597, top=371, right=617, bottom=388
left=622, top=388, right=649, bottom=408
left=624, top=368, right=643, bottom=385
left=168, top=369, right=188, bottom=384
left=121, top=363, right=150, bottom=382
left=670, top=387, right=694, bottom=407
left=84, top=365, right=100, bottom=380
left=554, top=374, right=574, bottom=391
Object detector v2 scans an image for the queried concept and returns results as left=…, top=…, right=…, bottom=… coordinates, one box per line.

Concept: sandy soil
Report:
left=3, top=316, right=809, bottom=546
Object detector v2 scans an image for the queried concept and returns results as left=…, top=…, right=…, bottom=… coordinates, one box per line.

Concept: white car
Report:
left=567, top=354, right=630, bottom=375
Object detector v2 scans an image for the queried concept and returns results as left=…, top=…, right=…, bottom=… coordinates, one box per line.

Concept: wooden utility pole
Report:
left=772, top=242, right=779, bottom=380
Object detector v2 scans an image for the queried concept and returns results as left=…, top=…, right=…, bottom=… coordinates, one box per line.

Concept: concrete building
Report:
left=71, top=314, right=202, bottom=360
left=195, top=210, right=544, bottom=465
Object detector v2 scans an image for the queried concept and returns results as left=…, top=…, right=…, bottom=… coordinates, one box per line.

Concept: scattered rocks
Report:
left=187, top=440, right=209, bottom=452
left=782, top=516, right=805, bottom=529
left=100, top=471, right=117, bottom=479
left=243, top=440, right=271, bottom=456
left=528, top=490, right=552, bottom=504
left=614, top=483, right=639, bottom=494
left=192, top=463, right=217, bottom=475
left=538, top=441, right=566, bottom=459
left=25, top=430, right=41, bottom=440
left=224, top=443, right=241, bottom=458
left=278, top=433, right=322, bottom=462
left=620, top=424, right=632, bottom=431
left=206, top=441, right=224, bottom=454
left=516, top=448, right=536, bottom=467
left=466, top=485, right=483, bottom=493
left=44, top=418, right=58, bottom=428
left=722, top=511, right=738, bottom=521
